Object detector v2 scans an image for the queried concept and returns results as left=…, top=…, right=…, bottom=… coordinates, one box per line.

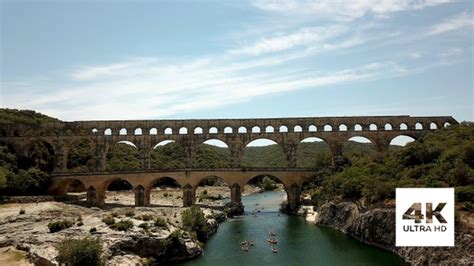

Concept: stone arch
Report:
left=354, top=124, right=363, bottom=131
left=179, top=127, right=188, bottom=134
left=194, top=127, right=203, bottom=134
left=384, top=123, right=393, bottom=131
left=390, top=135, right=416, bottom=148
left=151, top=140, right=185, bottom=169
left=164, top=127, right=173, bottom=135
left=25, top=140, right=56, bottom=172
left=67, top=139, right=96, bottom=172
left=193, top=139, right=231, bottom=168
left=400, top=123, right=408, bottom=130
left=369, top=124, right=377, bottom=131
left=148, top=176, right=182, bottom=206
left=415, top=122, right=423, bottom=130
left=134, top=128, right=143, bottom=135
left=242, top=138, right=286, bottom=168
left=91, top=128, right=99, bottom=135
left=119, top=128, right=127, bottom=135
left=297, top=137, right=332, bottom=168
left=64, top=179, right=87, bottom=194
left=104, top=178, right=134, bottom=206
left=251, top=126, right=261, bottom=133
left=104, top=128, right=112, bottom=135
left=265, top=125, right=274, bottom=133
left=106, top=141, right=141, bottom=171
left=339, top=124, right=348, bottom=131
left=343, top=136, right=375, bottom=159
left=294, top=125, right=303, bottom=132
left=209, top=127, right=218, bottom=134
left=224, top=126, right=233, bottom=134
left=324, top=124, right=333, bottom=132
left=149, top=128, right=158, bottom=135
left=444, top=122, right=451, bottom=128
left=430, top=122, right=438, bottom=130
left=279, top=125, right=288, bottom=133
left=238, top=126, right=247, bottom=133
left=308, top=125, right=317, bottom=132
left=244, top=174, right=289, bottom=194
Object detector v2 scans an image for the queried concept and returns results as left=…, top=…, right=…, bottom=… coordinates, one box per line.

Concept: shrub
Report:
left=101, top=216, right=115, bottom=225
left=139, top=214, right=153, bottom=221
left=154, top=217, right=168, bottom=229
left=110, top=220, right=133, bottom=231
left=261, top=176, right=277, bottom=191
left=19, top=209, right=25, bottom=214
left=89, top=227, right=97, bottom=233
left=181, top=206, right=209, bottom=241
left=125, top=210, right=135, bottom=217
left=77, top=221, right=84, bottom=227
left=138, top=223, right=149, bottom=231
left=57, top=237, right=104, bottom=266
left=48, top=220, right=73, bottom=233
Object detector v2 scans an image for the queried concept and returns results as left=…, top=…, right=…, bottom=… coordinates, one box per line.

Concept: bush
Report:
left=19, top=209, right=25, bottom=214
left=139, top=214, right=153, bottom=221
left=261, top=176, right=277, bottom=191
left=138, top=223, right=149, bottom=231
left=154, top=217, right=168, bottom=229
left=6, top=168, right=51, bottom=195
left=77, top=221, right=84, bottom=227
left=125, top=210, right=135, bottom=217
left=89, top=227, right=97, bottom=233
left=101, top=216, right=115, bottom=225
left=48, top=220, right=73, bottom=233
left=57, top=237, right=104, bottom=266
left=181, top=206, right=209, bottom=241
left=110, top=220, right=133, bottom=231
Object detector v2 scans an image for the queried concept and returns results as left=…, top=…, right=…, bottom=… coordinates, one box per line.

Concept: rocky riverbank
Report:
left=0, top=201, right=223, bottom=265
left=315, top=201, right=473, bottom=265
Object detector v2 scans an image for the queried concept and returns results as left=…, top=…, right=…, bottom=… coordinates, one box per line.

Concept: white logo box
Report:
left=396, top=188, right=455, bottom=247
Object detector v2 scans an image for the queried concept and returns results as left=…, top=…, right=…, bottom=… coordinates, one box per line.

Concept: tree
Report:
left=6, top=168, right=51, bottom=195
left=181, top=206, right=209, bottom=241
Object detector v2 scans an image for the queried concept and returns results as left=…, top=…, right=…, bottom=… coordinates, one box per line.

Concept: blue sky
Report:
left=1, top=0, right=473, bottom=122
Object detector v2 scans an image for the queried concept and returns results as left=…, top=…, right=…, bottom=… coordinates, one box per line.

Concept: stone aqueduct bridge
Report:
left=0, top=115, right=457, bottom=212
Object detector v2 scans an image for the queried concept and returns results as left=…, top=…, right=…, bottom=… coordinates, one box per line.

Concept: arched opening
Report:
left=105, top=179, right=134, bottom=206
left=279, top=125, right=288, bottom=133
left=444, top=122, right=451, bottom=128
left=164, top=127, right=173, bottom=135
left=22, top=141, right=55, bottom=173
left=106, top=141, right=141, bottom=171
left=400, top=123, right=408, bottom=130
left=252, top=126, right=261, bottom=133
left=343, top=136, right=375, bottom=163
left=385, top=123, right=393, bottom=131
left=308, top=125, right=317, bottom=132
left=354, top=124, right=363, bottom=131
left=194, top=127, right=204, bottom=134
left=179, top=127, right=188, bottom=135
left=297, top=137, right=332, bottom=168
left=150, top=177, right=181, bottom=206
left=92, top=128, right=99, bottom=135
left=430, top=122, right=438, bottom=130
left=67, top=139, right=95, bottom=172
left=238, top=126, right=247, bottom=133
left=134, top=128, right=142, bottom=135
left=224, top=127, right=233, bottom=134
left=242, top=139, right=286, bottom=168
left=149, top=128, right=158, bottom=135
left=104, top=128, right=112, bottom=136
left=151, top=140, right=186, bottom=169
left=196, top=176, right=230, bottom=207
left=415, top=123, right=423, bottom=130
left=339, top=124, right=348, bottom=131
left=193, top=139, right=231, bottom=168
left=369, top=124, right=377, bottom=131
left=265, top=126, right=274, bottom=133
left=64, top=179, right=87, bottom=202
left=294, top=125, right=303, bottom=132
left=246, top=175, right=287, bottom=212
left=209, top=127, right=218, bottom=134
left=389, top=135, right=416, bottom=149
left=324, top=125, right=332, bottom=132
left=119, top=128, right=127, bottom=135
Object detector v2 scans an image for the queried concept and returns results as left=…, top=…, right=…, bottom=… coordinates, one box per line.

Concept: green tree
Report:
left=181, top=206, right=209, bottom=241
left=6, top=168, right=51, bottom=195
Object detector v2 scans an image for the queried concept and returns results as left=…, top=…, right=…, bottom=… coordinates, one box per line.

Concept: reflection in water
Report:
left=181, top=191, right=405, bottom=266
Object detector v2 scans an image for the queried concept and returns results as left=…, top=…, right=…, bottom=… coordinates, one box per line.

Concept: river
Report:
left=181, top=191, right=405, bottom=265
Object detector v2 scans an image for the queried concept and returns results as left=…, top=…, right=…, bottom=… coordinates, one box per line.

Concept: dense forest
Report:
left=0, top=109, right=472, bottom=210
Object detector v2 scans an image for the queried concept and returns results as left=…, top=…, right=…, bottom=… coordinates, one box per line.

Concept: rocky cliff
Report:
left=315, top=201, right=473, bottom=265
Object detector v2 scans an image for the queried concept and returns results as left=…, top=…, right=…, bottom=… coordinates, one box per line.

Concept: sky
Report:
left=1, top=0, right=473, bottom=124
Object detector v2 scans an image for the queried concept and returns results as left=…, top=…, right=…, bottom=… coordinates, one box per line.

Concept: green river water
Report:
left=181, top=191, right=405, bottom=266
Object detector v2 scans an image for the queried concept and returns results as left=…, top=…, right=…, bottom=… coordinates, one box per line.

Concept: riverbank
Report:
left=0, top=200, right=225, bottom=265
left=315, top=201, right=473, bottom=265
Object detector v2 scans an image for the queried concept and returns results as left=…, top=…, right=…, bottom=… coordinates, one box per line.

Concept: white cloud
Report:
left=427, top=12, right=473, bottom=36
left=252, top=0, right=451, bottom=21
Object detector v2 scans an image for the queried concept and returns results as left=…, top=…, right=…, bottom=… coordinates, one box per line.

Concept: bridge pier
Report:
left=182, top=184, right=195, bottom=207
left=285, top=184, right=301, bottom=214
left=226, top=183, right=244, bottom=216
left=134, top=185, right=147, bottom=206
